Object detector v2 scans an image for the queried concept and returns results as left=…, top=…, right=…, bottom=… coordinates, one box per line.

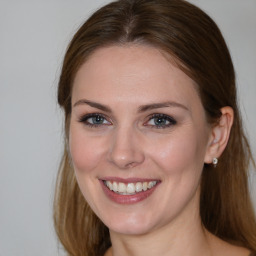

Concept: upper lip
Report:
left=100, top=177, right=160, bottom=183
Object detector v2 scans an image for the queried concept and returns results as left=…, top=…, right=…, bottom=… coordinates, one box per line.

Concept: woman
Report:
left=54, top=0, right=256, bottom=255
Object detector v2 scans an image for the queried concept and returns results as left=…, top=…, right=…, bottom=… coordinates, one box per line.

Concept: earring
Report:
left=212, top=157, right=218, bottom=168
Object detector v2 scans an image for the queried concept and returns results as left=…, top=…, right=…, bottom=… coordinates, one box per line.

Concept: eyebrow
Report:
left=73, top=99, right=112, bottom=113
left=138, top=102, right=188, bottom=113
left=73, top=99, right=188, bottom=113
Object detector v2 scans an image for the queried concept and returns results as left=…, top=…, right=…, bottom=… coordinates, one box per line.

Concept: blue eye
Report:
left=79, top=114, right=111, bottom=127
left=88, top=115, right=105, bottom=124
left=146, top=114, right=176, bottom=128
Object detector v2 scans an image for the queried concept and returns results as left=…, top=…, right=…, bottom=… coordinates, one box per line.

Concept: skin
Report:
left=69, top=45, right=249, bottom=256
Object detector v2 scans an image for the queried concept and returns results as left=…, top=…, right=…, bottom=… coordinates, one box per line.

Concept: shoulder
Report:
left=206, top=231, right=251, bottom=256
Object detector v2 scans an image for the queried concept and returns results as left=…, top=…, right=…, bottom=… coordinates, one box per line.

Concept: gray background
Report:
left=0, top=0, right=255, bottom=255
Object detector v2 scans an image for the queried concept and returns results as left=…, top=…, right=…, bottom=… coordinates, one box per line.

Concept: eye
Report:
left=145, top=114, right=177, bottom=128
left=79, top=113, right=111, bottom=127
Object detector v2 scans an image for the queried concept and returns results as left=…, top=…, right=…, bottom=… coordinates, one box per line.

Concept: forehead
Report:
left=72, top=45, right=201, bottom=109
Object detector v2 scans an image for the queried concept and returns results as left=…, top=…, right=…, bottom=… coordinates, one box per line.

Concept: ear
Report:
left=204, top=106, right=234, bottom=164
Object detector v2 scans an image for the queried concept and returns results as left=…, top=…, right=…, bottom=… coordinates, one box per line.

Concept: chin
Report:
left=110, top=223, right=154, bottom=236
left=103, top=212, right=157, bottom=236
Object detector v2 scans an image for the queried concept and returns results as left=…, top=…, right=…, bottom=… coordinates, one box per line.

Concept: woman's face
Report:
left=70, top=45, right=212, bottom=235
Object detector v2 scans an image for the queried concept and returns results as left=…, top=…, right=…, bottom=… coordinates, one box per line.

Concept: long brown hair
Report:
left=54, top=0, right=256, bottom=255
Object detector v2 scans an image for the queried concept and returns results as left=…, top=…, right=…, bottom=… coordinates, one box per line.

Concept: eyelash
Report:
left=78, top=113, right=111, bottom=128
left=145, top=113, right=177, bottom=129
left=78, top=113, right=177, bottom=129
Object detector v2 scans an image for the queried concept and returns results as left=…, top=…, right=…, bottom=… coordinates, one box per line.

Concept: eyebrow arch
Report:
left=138, top=101, right=188, bottom=113
left=73, top=99, right=188, bottom=113
left=73, top=99, right=112, bottom=113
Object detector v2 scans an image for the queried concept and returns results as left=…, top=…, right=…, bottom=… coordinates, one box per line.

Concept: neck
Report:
left=108, top=190, right=212, bottom=256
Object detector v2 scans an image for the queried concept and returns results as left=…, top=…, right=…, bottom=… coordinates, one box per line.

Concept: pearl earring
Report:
left=212, top=157, right=218, bottom=168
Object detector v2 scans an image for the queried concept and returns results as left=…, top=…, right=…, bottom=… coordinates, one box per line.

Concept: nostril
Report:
left=107, top=149, right=145, bottom=169
left=107, top=130, right=145, bottom=169
left=125, top=162, right=138, bottom=168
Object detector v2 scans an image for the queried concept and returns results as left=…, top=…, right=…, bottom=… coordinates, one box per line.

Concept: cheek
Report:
left=148, top=130, right=206, bottom=176
left=69, top=125, right=105, bottom=172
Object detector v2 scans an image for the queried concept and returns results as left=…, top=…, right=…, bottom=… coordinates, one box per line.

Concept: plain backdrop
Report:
left=0, top=1, right=255, bottom=255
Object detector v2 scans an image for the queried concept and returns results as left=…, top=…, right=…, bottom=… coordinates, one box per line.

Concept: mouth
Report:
left=100, top=178, right=160, bottom=204
left=103, top=180, right=158, bottom=195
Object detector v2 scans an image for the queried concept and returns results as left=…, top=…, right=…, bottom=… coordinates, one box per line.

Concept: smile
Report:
left=103, top=180, right=158, bottom=195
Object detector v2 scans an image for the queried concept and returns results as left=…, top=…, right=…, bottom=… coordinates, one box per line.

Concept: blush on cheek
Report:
left=71, top=148, right=99, bottom=172
left=151, top=132, right=202, bottom=176
left=69, top=133, right=102, bottom=173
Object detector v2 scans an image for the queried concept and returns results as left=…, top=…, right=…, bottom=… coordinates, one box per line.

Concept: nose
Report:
left=107, top=126, right=145, bottom=169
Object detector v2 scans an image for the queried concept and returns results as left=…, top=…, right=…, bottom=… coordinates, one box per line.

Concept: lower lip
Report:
left=100, top=180, right=159, bottom=204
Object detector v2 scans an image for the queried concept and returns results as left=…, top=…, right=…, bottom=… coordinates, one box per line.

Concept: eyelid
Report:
left=78, top=113, right=112, bottom=126
left=77, top=112, right=176, bottom=129
left=144, top=113, right=177, bottom=128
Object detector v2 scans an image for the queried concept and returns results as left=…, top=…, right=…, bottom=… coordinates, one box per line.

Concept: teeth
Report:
left=126, top=183, right=135, bottom=194
left=104, top=180, right=158, bottom=195
left=106, top=181, right=113, bottom=191
left=143, top=182, right=147, bottom=191
left=135, top=182, right=142, bottom=192
left=118, top=182, right=126, bottom=193
left=113, top=182, right=118, bottom=192
left=148, top=181, right=156, bottom=189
